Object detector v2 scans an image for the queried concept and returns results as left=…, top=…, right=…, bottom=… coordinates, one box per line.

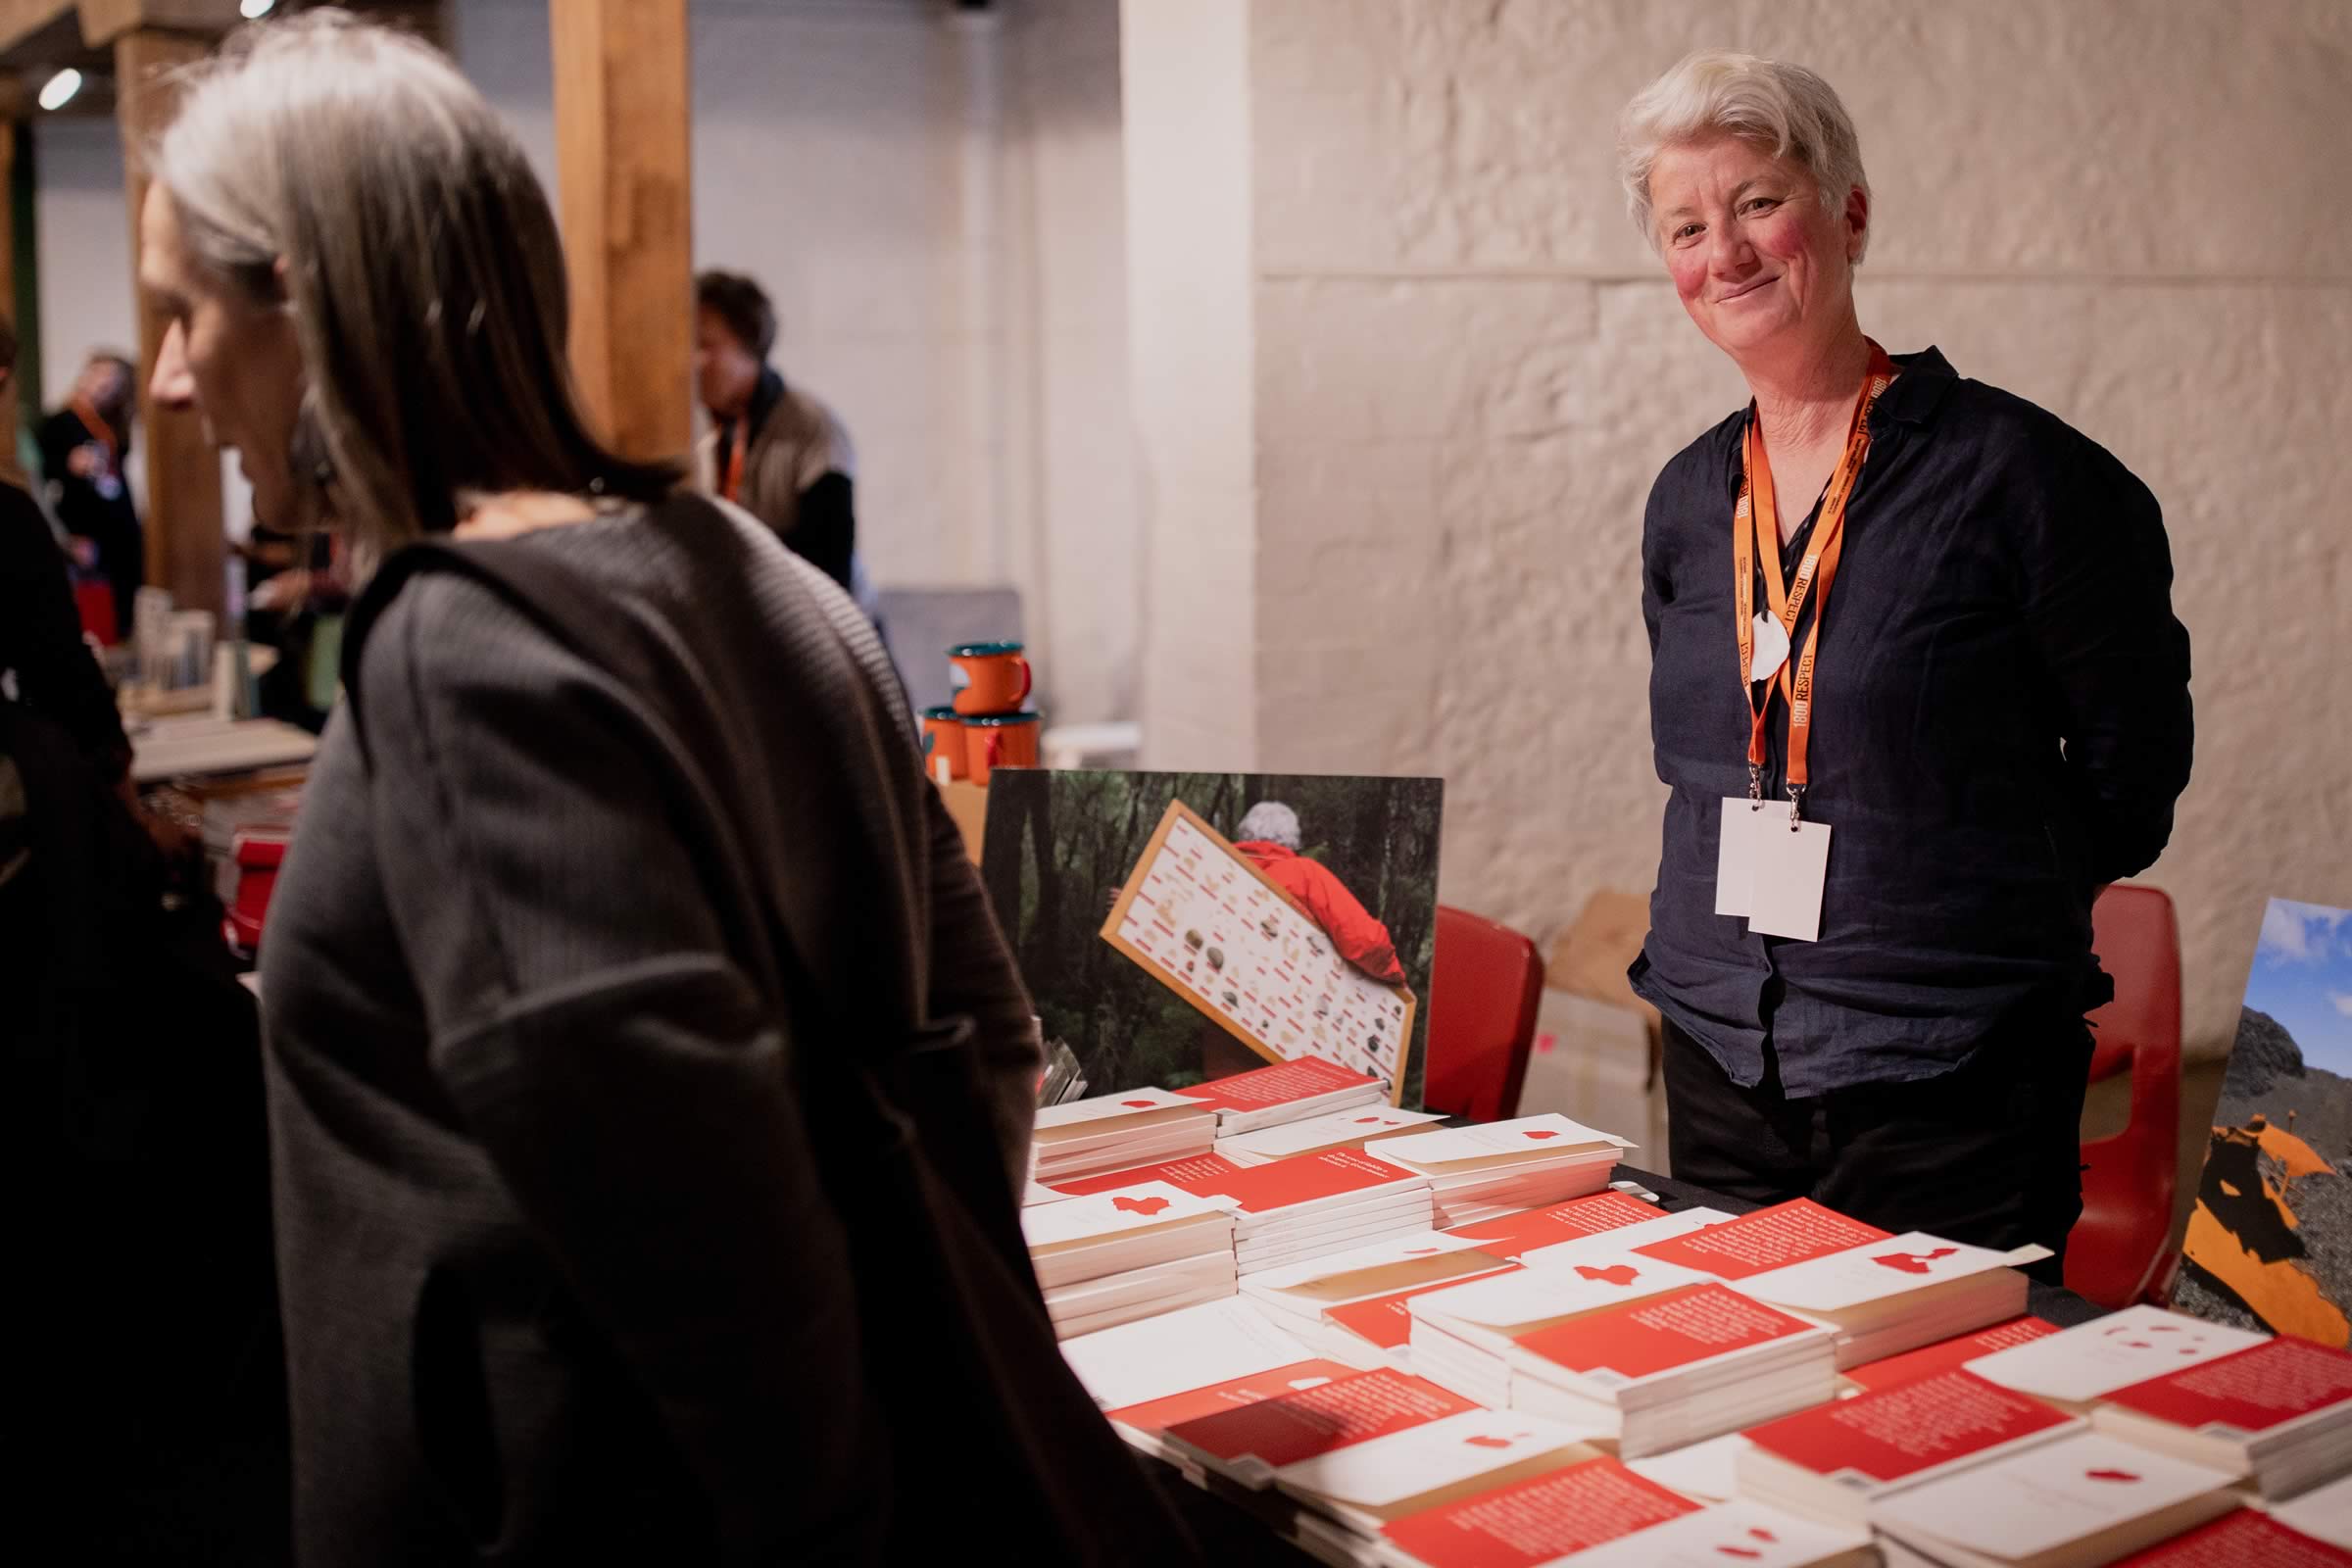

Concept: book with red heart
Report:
left=1375, top=1454, right=1700, bottom=1568
left=1501, top=1284, right=1838, bottom=1457
left=2106, top=1508, right=2352, bottom=1567
left=1020, top=1180, right=1236, bottom=1289
left=1726, top=1229, right=2047, bottom=1370
left=1319, top=1264, right=1526, bottom=1358
left=2091, top=1334, right=2352, bottom=1499
left=1963, top=1305, right=2270, bottom=1410
left=1058, top=1298, right=1317, bottom=1415
left=1031, top=1086, right=1219, bottom=1181
left=1242, top=1230, right=1514, bottom=1347
left=1841, top=1317, right=2059, bottom=1394
left=1630, top=1199, right=1891, bottom=1282
left=1737, top=1368, right=2082, bottom=1525
left=1868, top=1430, right=2238, bottom=1568
left=1437, top=1190, right=1670, bottom=1259
left=1512, top=1206, right=1740, bottom=1270
left=1102, top=1357, right=1363, bottom=1447
left=1218, top=1105, right=1448, bottom=1167
left=1405, top=1250, right=1722, bottom=1411
left=1192, top=1149, right=1437, bottom=1271
left=1376, top=1116, right=1633, bottom=1225
left=1048, top=1151, right=1250, bottom=1197
left=1177, top=1054, right=1391, bottom=1133
left=1162, top=1367, right=1607, bottom=1535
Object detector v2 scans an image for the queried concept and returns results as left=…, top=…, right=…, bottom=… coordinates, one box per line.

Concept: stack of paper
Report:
left=1218, top=1105, right=1448, bottom=1167
left=1839, top=1316, right=2059, bottom=1394
left=1371, top=1454, right=1702, bottom=1567
left=2277, top=1472, right=2352, bottom=1553
left=1868, top=1430, right=2237, bottom=1568
left=1031, top=1086, right=1219, bottom=1185
left=2092, top=1334, right=2352, bottom=1500
left=1963, top=1305, right=2270, bottom=1413
left=1375, top=1115, right=1632, bottom=1227
left=1499, top=1283, right=1839, bottom=1457
left=1512, top=1205, right=1740, bottom=1269
left=1179, top=1054, right=1393, bottom=1134
left=1047, top=1151, right=1248, bottom=1197
left=2108, top=1509, right=2352, bottom=1566
left=1203, top=1150, right=1438, bottom=1277
left=1161, top=1366, right=1606, bottom=1540
left=1405, top=1249, right=1718, bottom=1409
left=1736, top=1368, right=2082, bottom=1526
left=1439, top=1189, right=1684, bottom=1259
left=1059, top=1297, right=1328, bottom=1455
left=1020, top=1181, right=1238, bottom=1338
left=1242, top=1231, right=1519, bottom=1365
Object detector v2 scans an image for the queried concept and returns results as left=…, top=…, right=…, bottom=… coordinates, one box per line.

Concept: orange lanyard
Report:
left=1733, top=341, right=1895, bottom=819
left=72, top=397, right=120, bottom=466
left=719, top=428, right=746, bottom=503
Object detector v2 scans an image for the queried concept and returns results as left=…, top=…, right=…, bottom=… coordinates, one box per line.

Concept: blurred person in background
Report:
left=39, top=349, right=144, bottom=640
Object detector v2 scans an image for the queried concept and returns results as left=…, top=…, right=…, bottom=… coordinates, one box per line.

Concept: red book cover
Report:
left=1179, top=1055, right=1381, bottom=1110
left=2102, top=1335, right=2352, bottom=1436
left=1512, top=1284, right=1819, bottom=1385
left=2110, top=1508, right=2352, bottom=1567
left=1104, top=1358, right=1360, bottom=1440
left=1441, top=1191, right=1664, bottom=1258
left=1379, top=1455, right=1699, bottom=1568
left=1049, top=1152, right=1249, bottom=1197
left=1207, top=1148, right=1421, bottom=1214
left=1631, top=1199, right=1890, bottom=1281
left=1743, top=1369, right=2074, bottom=1485
left=1843, top=1317, right=2059, bottom=1393
left=1165, top=1367, right=1476, bottom=1469
left=1323, top=1264, right=1523, bottom=1351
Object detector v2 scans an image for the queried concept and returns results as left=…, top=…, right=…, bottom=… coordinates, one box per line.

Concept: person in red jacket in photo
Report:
left=1231, top=800, right=1405, bottom=986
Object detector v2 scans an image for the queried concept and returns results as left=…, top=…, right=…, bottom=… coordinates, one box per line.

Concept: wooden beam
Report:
left=116, top=24, right=221, bottom=613
left=77, top=0, right=239, bottom=51
left=0, top=1, right=74, bottom=61
left=549, top=0, right=690, bottom=463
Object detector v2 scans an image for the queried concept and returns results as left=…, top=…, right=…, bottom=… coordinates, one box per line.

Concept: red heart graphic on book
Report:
left=1523, top=1131, right=1559, bottom=1141
left=1748, top=1529, right=1777, bottom=1543
left=1576, top=1264, right=1640, bottom=1286
left=2084, top=1469, right=2140, bottom=1484
left=1121, top=1100, right=1156, bottom=1108
left=1871, top=1247, right=1958, bottom=1275
left=1354, top=1117, right=1385, bottom=1124
left=1111, top=1196, right=1171, bottom=1216
left=1403, top=1249, right=1440, bottom=1255
left=1462, top=1435, right=1514, bottom=1449
left=1715, top=1549, right=1762, bottom=1561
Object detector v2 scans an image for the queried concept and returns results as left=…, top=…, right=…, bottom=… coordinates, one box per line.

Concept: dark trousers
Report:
left=1661, top=1015, right=2092, bottom=1286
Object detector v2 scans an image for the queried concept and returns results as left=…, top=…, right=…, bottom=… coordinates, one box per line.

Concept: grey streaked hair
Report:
left=1236, top=802, right=1301, bottom=852
left=1615, top=51, right=1871, bottom=262
left=146, top=9, right=677, bottom=573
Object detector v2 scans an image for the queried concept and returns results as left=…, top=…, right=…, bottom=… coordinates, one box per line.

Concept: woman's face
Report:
left=138, top=184, right=308, bottom=527
left=1648, top=134, right=1866, bottom=370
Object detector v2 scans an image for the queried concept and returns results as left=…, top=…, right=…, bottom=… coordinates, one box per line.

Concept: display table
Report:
left=129, top=716, right=319, bottom=784
left=1142, top=1162, right=2111, bottom=1563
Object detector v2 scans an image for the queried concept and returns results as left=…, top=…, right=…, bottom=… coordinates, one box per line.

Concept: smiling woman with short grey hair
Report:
left=1616, top=51, right=2193, bottom=1278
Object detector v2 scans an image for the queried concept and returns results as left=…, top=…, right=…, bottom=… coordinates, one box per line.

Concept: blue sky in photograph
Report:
left=2244, top=899, right=2352, bottom=1079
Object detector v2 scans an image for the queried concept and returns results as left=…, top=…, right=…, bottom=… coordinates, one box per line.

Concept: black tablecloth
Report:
left=1148, top=1163, right=2111, bottom=1561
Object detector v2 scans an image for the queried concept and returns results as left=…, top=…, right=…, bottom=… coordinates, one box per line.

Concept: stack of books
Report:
left=1512, top=1204, right=1739, bottom=1269
left=1367, top=1454, right=1705, bottom=1568
left=1058, top=1297, right=1325, bottom=1449
left=1839, top=1316, right=2058, bottom=1394
left=1179, top=1055, right=1393, bottom=1134
left=1496, top=1283, right=1839, bottom=1457
left=1161, top=1367, right=1605, bottom=1543
left=2110, top=1509, right=2352, bottom=1566
left=1047, top=1151, right=1248, bottom=1197
left=1736, top=1368, right=2082, bottom=1526
left=1962, top=1305, right=2271, bottom=1412
left=1204, top=1149, right=1438, bottom=1277
left=1867, top=1429, right=2238, bottom=1568
left=1217, top=1105, right=1448, bottom=1167
left=1031, top=1086, right=1219, bottom=1186
left=1438, top=1189, right=1685, bottom=1259
left=1020, top=1181, right=1238, bottom=1338
left=2091, top=1334, right=2352, bottom=1500
left=1242, top=1231, right=1519, bottom=1365
left=1406, top=1250, right=1718, bottom=1409
left=1374, top=1115, right=1632, bottom=1227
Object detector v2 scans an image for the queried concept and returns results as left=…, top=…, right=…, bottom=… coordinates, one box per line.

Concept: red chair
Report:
left=2066, top=885, right=2183, bottom=1309
left=1422, top=905, right=1544, bottom=1123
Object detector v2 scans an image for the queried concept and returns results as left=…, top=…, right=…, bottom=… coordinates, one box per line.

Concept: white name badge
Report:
left=1747, top=817, right=1833, bottom=942
left=1714, top=797, right=1767, bottom=916
left=1749, top=612, right=1790, bottom=684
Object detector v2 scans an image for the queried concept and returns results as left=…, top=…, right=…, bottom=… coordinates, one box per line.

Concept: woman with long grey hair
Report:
left=139, top=13, right=1189, bottom=1563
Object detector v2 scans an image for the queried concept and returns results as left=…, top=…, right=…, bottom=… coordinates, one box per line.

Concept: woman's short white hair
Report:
left=1616, top=51, right=1871, bottom=261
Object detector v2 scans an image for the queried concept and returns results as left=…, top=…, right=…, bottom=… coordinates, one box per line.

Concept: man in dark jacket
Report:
left=38, top=350, right=143, bottom=641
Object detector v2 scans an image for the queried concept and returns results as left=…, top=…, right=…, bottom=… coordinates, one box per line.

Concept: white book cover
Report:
left=1235, top=1192, right=1440, bottom=1246
left=1625, top=1432, right=1751, bottom=1503
left=1276, top=1406, right=1609, bottom=1510
left=2276, top=1471, right=2352, bottom=1551
left=1962, top=1304, right=2269, bottom=1404
left=1021, top=1181, right=1073, bottom=1208
left=1515, top=1208, right=1737, bottom=1269
left=1243, top=1230, right=1492, bottom=1297
left=1057, top=1298, right=1313, bottom=1412
left=1410, top=1250, right=1715, bottom=1347
left=1053, top=1277, right=1239, bottom=1341
left=1022, top=1181, right=1233, bottom=1251
left=1735, top=1231, right=2034, bottom=1312
left=1566, top=1499, right=1872, bottom=1568
left=1376, top=1114, right=1633, bottom=1175
left=1868, top=1431, right=2237, bottom=1562
left=1043, top=1250, right=1238, bottom=1313
left=1218, top=1107, right=1448, bottom=1164
left=1035, top=1085, right=1214, bottom=1132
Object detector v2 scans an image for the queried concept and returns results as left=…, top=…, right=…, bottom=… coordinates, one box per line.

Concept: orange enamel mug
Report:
left=948, top=640, right=1033, bottom=716
left=963, top=710, right=1041, bottom=785
left=920, top=706, right=967, bottom=781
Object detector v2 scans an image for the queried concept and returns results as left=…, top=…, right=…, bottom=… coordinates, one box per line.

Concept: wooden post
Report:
left=549, top=0, right=691, bottom=463
left=117, top=26, right=224, bottom=615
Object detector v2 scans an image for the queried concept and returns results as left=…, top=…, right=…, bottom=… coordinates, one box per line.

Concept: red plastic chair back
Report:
left=74, top=578, right=119, bottom=645
left=2066, top=885, right=2183, bottom=1309
left=1422, top=905, right=1544, bottom=1123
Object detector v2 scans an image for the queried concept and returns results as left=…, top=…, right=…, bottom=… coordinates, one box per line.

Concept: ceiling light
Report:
left=37, top=69, right=82, bottom=113
left=240, top=0, right=277, bottom=19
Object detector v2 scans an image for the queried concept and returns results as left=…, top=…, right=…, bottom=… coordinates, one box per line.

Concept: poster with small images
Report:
left=1101, top=802, right=1415, bottom=1102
